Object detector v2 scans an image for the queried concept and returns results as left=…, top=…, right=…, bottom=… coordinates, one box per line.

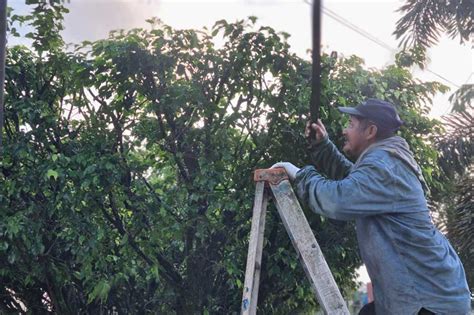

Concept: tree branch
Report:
left=103, top=193, right=183, bottom=288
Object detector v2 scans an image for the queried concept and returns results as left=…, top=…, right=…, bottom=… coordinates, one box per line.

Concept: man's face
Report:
left=342, top=116, right=371, bottom=158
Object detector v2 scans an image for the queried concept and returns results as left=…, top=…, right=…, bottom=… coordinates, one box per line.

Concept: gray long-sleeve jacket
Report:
left=294, top=136, right=471, bottom=314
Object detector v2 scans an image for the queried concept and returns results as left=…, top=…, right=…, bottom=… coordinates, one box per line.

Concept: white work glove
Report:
left=271, top=162, right=301, bottom=181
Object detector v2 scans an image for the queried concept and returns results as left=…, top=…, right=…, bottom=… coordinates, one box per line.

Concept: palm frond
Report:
left=449, top=84, right=473, bottom=113
left=394, top=0, right=473, bottom=50
left=447, top=170, right=474, bottom=288
left=436, top=110, right=473, bottom=178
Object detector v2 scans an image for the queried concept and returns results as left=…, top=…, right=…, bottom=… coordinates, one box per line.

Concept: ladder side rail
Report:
left=241, top=182, right=268, bottom=315
left=270, top=180, right=350, bottom=315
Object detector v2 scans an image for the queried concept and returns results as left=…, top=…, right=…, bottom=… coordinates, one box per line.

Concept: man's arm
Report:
left=294, top=156, right=395, bottom=221
left=306, top=120, right=353, bottom=179
left=308, top=136, right=353, bottom=180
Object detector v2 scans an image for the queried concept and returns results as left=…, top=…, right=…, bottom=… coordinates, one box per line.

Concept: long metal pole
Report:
left=310, top=0, right=321, bottom=123
left=0, top=0, right=7, bottom=152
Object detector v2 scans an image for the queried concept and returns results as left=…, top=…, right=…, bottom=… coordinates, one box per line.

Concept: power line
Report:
left=424, top=70, right=461, bottom=88
left=322, top=6, right=395, bottom=52
left=462, top=72, right=473, bottom=85
left=303, top=0, right=461, bottom=88
left=441, top=72, right=473, bottom=115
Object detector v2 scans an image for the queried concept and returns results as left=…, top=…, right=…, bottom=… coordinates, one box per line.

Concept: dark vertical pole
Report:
left=310, top=0, right=321, bottom=123
left=0, top=0, right=7, bottom=152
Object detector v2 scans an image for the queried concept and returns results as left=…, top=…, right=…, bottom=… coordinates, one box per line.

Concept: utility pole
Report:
left=0, top=0, right=7, bottom=153
left=310, top=0, right=321, bottom=123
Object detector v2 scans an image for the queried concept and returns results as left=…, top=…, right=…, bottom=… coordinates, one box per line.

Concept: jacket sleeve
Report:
left=294, top=156, right=396, bottom=221
left=309, top=136, right=353, bottom=180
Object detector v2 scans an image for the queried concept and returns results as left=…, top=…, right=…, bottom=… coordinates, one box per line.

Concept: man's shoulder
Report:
left=355, top=147, right=419, bottom=184
left=357, top=149, right=394, bottom=168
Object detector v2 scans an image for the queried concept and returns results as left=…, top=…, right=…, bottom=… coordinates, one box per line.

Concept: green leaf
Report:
left=46, top=169, right=59, bottom=180
left=88, top=279, right=111, bottom=303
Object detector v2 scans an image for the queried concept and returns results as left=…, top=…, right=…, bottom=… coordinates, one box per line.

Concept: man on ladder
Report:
left=273, top=98, right=471, bottom=314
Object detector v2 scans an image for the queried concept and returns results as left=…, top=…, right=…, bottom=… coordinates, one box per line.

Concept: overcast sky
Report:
left=8, top=0, right=473, bottom=118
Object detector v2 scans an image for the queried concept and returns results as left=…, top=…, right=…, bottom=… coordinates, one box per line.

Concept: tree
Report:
left=394, top=0, right=474, bottom=290
left=435, top=109, right=473, bottom=288
left=0, top=2, right=450, bottom=313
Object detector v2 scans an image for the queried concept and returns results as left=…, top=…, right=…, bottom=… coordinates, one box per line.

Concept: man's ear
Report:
left=366, top=124, right=378, bottom=141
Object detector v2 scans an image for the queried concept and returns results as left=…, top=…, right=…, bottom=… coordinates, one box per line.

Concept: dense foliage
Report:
left=0, top=2, right=454, bottom=313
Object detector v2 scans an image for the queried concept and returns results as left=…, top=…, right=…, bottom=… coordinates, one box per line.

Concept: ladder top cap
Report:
left=254, top=168, right=289, bottom=185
